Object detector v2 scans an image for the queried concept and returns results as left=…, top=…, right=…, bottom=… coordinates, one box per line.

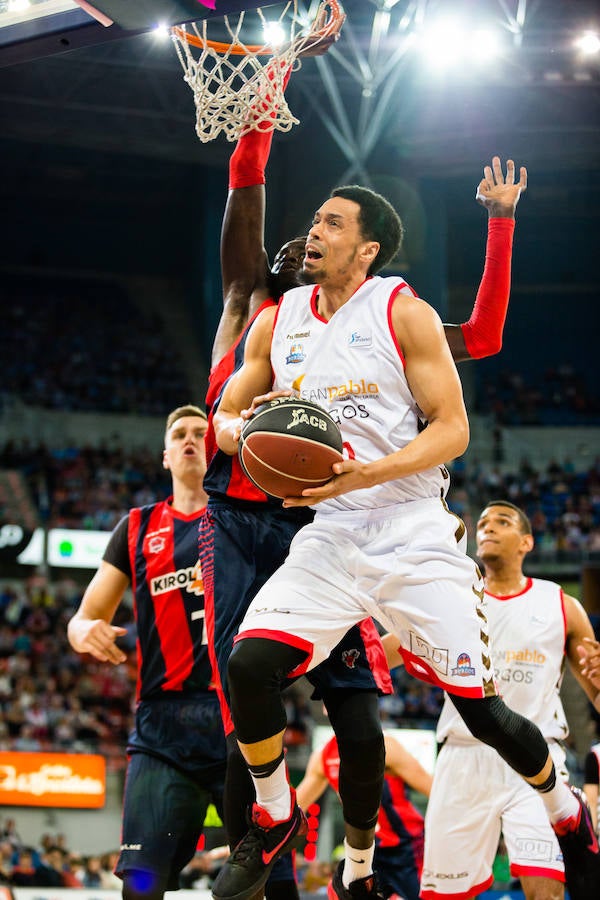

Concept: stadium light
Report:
left=416, top=19, right=503, bottom=71
left=152, top=22, right=171, bottom=39
left=263, top=20, right=286, bottom=48
left=574, top=30, right=600, bottom=56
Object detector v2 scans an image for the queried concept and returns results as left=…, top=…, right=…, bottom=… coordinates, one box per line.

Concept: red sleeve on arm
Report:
left=228, top=66, right=292, bottom=189
left=460, top=217, right=515, bottom=359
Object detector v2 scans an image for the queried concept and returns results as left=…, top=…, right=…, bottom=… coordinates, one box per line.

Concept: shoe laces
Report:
left=229, top=824, right=265, bottom=868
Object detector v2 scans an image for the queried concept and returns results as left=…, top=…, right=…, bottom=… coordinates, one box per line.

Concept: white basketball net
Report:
left=171, top=2, right=333, bottom=143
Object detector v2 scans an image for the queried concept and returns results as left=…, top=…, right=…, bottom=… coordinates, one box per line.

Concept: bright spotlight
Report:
left=153, top=22, right=171, bottom=40
left=471, top=28, right=502, bottom=63
left=574, top=31, right=600, bottom=56
left=263, top=20, right=286, bottom=48
left=8, top=0, right=30, bottom=12
left=418, top=20, right=468, bottom=69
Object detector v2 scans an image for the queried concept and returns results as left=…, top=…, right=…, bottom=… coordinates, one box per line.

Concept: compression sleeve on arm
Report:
left=228, top=66, right=292, bottom=189
left=460, top=217, right=516, bottom=359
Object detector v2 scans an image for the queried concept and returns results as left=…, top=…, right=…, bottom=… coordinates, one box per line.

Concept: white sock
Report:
left=537, top=779, right=579, bottom=824
left=250, top=757, right=292, bottom=821
left=343, top=838, right=374, bottom=887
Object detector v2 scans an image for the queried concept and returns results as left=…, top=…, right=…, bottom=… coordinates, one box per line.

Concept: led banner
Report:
left=1, top=524, right=111, bottom=568
left=0, top=751, right=106, bottom=808
left=47, top=528, right=111, bottom=568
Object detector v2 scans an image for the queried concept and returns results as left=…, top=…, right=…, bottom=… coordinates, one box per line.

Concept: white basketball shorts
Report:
left=421, top=740, right=567, bottom=898
left=236, top=496, right=494, bottom=698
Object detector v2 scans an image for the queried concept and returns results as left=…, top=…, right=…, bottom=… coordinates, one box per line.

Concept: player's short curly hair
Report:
left=331, top=185, right=404, bottom=275
left=165, top=405, right=207, bottom=434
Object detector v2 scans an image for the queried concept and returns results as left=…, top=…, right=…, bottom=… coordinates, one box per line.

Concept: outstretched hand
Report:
left=476, top=157, right=527, bottom=218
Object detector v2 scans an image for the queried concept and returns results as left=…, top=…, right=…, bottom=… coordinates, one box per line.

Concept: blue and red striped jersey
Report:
left=203, top=299, right=277, bottom=503
left=104, top=499, right=215, bottom=702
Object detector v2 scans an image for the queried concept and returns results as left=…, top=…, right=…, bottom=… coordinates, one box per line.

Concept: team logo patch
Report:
left=285, top=343, right=306, bottom=364
left=348, top=330, right=372, bottom=348
left=148, top=536, right=166, bottom=554
left=342, top=649, right=360, bottom=669
left=451, top=652, right=476, bottom=677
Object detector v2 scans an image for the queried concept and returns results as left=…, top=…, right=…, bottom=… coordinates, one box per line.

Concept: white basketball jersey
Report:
left=437, top=577, right=569, bottom=743
left=271, top=277, right=448, bottom=512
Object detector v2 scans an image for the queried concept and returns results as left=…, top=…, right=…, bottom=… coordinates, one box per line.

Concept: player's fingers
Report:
left=519, top=165, right=528, bottom=190
left=492, top=156, right=504, bottom=184
left=482, top=165, right=493, bottom=187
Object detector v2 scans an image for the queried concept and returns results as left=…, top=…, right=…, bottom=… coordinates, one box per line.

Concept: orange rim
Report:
left=172, top=0, right=341, bottom=57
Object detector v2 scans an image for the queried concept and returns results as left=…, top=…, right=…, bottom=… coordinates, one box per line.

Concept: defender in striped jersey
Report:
left=68, top=406, right=226, bottom=900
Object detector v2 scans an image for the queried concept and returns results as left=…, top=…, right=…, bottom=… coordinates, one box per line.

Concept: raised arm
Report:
left=212, top=128, right=276, bottom=368
left=212, top=7, right=344, bottom=367
left=445, top=157, right=527, bottom=363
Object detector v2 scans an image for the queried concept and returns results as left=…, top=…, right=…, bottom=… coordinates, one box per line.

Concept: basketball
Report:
left=239, top=397, right=344, bottom=499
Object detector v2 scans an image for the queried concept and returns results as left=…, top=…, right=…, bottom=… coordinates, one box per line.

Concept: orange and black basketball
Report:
left=239, top=397, right=344, bottom=499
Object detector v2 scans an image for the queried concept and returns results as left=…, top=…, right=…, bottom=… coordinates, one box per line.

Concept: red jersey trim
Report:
left=309, top=285, right=326, bottom=322
left=387, top=285, right=407, bottom=369
left=559, top=587, right=567, bottom=654
left=485, top=576, right=533, bottom=601
left=420, top=875, right=493, bottom=900
left=400, top=647, right=488, bottom=698
left=359, top=618, right=393, bottom=695
left=511, top=863, right=564, bottom=883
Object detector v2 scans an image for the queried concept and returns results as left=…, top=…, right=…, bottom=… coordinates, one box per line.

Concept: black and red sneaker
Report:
left=211, top=789, right=307, bottom=900
left=552, top=786, right=599, bottom=900
left=328, top=861, right=386, bottom=899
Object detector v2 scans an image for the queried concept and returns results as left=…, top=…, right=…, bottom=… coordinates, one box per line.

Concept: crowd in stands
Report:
left=0, top=575, right=134, bottom=769
left=0, top=819, right=122, bottom=890
left=476, top=363, right=600, bottom=425
left=448, top=452, right=600, bottom=561
left=2, top=276, right=190, bottom=416
left=3, top=437, right=600, bottom=561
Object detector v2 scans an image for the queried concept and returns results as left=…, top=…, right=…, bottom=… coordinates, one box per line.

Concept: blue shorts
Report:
left=376, top=841, right=423, bottom=900
left=199, top=499, right=391, bottom=735
left=116, top=751, right=224, bottom=890
left=128, top=692, right=227, bottom=786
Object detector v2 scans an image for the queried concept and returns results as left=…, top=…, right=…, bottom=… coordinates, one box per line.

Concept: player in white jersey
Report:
left=402, top=500, right=600, bottom=900
left=211, top=176, right=598, bottom=900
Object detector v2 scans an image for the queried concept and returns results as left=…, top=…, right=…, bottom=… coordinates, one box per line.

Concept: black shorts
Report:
left=116, top=751, right=225, bottom=890
left=128, top=692, right=227, bottom=786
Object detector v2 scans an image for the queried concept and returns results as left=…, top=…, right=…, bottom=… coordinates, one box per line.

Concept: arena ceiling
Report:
left=0, top=0, right=598, bottom=179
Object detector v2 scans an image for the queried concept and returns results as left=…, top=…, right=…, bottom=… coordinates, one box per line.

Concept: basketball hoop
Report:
left=171, top=1, right=343, bottom=143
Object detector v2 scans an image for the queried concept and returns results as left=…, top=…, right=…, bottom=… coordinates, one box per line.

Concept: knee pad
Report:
left=450, top=694, right=549, bottom=778
left=227, top=638, right=308, bottom=745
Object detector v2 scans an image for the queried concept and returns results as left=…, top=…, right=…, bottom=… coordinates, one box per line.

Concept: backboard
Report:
left=0, top=0, right=266, bottom=67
